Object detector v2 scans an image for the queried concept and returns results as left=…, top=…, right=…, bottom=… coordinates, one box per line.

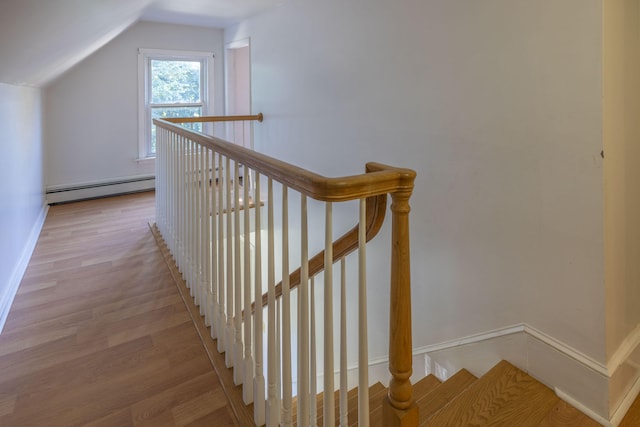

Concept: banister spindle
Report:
left=298, top=194, right=310, bottom=426
left=382, top=190, right=418, bottom=427
left=358, top=197, right=370, bottom=427
left=225, top=156, right=234, bottom=367
left=217, top=153, right=226, bottom=352
left=210, top=149, right=219, bottom=340
left=281, top=186, right=293, bottom=427
left=243, top=166, right=254, bottom=404
left=233, top=160, right=243, bottom=384
left=202, top=146, right=211, bottom=326
left=197, top=143, right=205, bottom=317
left=254, top=173, right=266, bottom=426
left=309, top=276, right=317, bottom=426
left=323, top=201, right=335, bottom=426
left=267, top=178, right=279, bottom=426
left=340, top=257, right=348, bottom=427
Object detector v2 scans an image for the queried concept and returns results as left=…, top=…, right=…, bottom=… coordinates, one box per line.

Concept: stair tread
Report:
left=537, top=400, right=601, bottom=427
left=418, top=368, right=477, bottom=425
left=412, top=374, right=443, bottom=399
left=425, top=360, right=560, bottom=427
left=313, top=382, right=385, bottom=426
left=346, top=383, right=388, bottom=426
left=366, top=374, right=440, bottom=427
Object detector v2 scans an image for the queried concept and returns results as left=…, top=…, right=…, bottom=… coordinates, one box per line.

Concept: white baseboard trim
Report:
left=608, top=323, right=640, bottom=374
left=412, top=324, right=607, bottom=375
left=556, top=387, right=612, bottom=427
left=412, top=324, right=526, bottom=356
left=0, top=202, right=48, bottom=334
left=46, top=175, right=155, bottom=204
left=523, top=324, right=608, bottom=376
left=609, top=375, right=640, bottom=427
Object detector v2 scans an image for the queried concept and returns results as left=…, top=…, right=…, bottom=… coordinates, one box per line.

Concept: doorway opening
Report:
left=225, top=39, right=252, bottom=149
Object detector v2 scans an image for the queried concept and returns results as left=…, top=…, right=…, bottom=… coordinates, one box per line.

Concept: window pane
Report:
left=151, top=60, right=201, bottom=104
left=151, top=107, right=203, bottom=153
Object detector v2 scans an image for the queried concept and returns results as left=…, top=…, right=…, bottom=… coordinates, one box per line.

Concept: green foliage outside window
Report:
left=151, top=60, right=201, bottom=104
left=149, top=59, right=204, bottom=153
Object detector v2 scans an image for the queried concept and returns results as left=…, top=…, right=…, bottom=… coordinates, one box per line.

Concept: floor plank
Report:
left=0, top=192, right=234, bottom=427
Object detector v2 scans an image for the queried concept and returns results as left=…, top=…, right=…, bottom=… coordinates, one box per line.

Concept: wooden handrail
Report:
left=154, top=118, right=415, bottom=202
left=254, top=190, right=387, bottom=312
left=163, top=113, right=264, bottom=124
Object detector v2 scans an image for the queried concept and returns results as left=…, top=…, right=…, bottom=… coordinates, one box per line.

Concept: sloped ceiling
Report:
left=0, top=0, right=280, bottom=87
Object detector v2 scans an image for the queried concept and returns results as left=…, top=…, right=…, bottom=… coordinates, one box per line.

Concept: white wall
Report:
left=0, top=83, right=46, bottom=330
left=225, top=0, right=606, bottom=366
left=44, top=21, right=225, bottom=190
left=603, top=0, right=640, bottom=417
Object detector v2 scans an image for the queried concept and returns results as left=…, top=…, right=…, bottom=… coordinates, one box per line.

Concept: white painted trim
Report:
left=46, top=175, right=155, bottom=204
left=410, top=323, right=608, bottom=376
left=0, top=202, right=48, bottom=334
left=137, top=48, right=216, bottom=159
left=412, top=324, right=525, bottom=355
left=608, top=323, right=640, bottom=375
left=524, top=324, right=609, bottom=376
left=609, top=375, right=640, bottom=427
left=555, top=387, right=612, bottom=427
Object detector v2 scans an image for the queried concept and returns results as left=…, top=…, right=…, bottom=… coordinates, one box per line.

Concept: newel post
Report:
left=383, top=182, right=418, bottom=426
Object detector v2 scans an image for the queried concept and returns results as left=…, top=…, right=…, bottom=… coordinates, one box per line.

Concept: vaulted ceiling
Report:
left=0, top=0, right=280, bottom=87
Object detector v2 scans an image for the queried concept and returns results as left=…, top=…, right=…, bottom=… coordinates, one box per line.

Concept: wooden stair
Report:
left=293, top=360, right=601, bottom=426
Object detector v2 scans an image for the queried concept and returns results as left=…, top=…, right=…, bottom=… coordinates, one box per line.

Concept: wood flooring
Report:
left=0, top=192, right=237, bottom=427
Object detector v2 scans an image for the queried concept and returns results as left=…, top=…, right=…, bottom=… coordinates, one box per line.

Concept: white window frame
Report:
left=138, top=48, right=215, bottom=160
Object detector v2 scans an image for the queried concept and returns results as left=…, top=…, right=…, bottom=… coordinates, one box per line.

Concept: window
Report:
left=138, top=49, right=214, bottom=159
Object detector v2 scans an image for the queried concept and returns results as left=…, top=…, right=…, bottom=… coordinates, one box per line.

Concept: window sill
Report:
left=136, top=156, right=156, bottom=164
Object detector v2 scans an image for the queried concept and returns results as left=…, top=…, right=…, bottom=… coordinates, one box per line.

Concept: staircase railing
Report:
left=154, top=114, right=417, bottom=426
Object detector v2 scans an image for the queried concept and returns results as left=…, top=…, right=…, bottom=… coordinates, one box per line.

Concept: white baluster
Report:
left=276, top=296, right=282, bottom=423
left=243, top=166, right=254, bottom=404
left=310, top=276, right=317, bottom=427
left=254, top=173, right=266, bottom=426
left=281, top=186, right=293, bottom=427
left=178, top=136, right=185, bottom=273
left=340, top=257, right=348, bottom=427
left=202, top=145, right=210, bottom=326
left=324, top=202, right=335, bottom=426
left=234, top=160, right=244, bottom=384
left=208, top=151, right=220, bottom=339
left=217, top=153, right=226, bottom=352
left=188, top=139, right=194, bottom=294
left=298, top=194, right=310, bottom=426
left=225, top=156, right=235, bottom=367
left=358, top=197, right=369, bottom=426
left=197, top=143, right=205, bottom=315
left=266, top=178, right=280, bottom=426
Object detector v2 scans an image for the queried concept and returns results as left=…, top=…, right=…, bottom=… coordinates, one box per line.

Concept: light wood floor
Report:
left=0, top=192, right=237, bottom=427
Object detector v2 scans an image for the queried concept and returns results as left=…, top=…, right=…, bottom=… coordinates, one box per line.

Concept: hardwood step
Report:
left=294, top=382, right=385, bottom=426
left=425, top=360, right=559, bottom=426
left=346, top=382, right=387, bottom=426
left=419, top=368, right=477, bottom=425
left=371, top=375, right=441, bottom=427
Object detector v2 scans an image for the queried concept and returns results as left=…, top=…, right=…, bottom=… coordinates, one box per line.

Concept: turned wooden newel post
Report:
left=383, top=180, right=418, bottom=426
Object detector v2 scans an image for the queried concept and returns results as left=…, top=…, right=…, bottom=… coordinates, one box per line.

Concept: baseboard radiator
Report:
left=46, top=175, right=155, bottom=205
